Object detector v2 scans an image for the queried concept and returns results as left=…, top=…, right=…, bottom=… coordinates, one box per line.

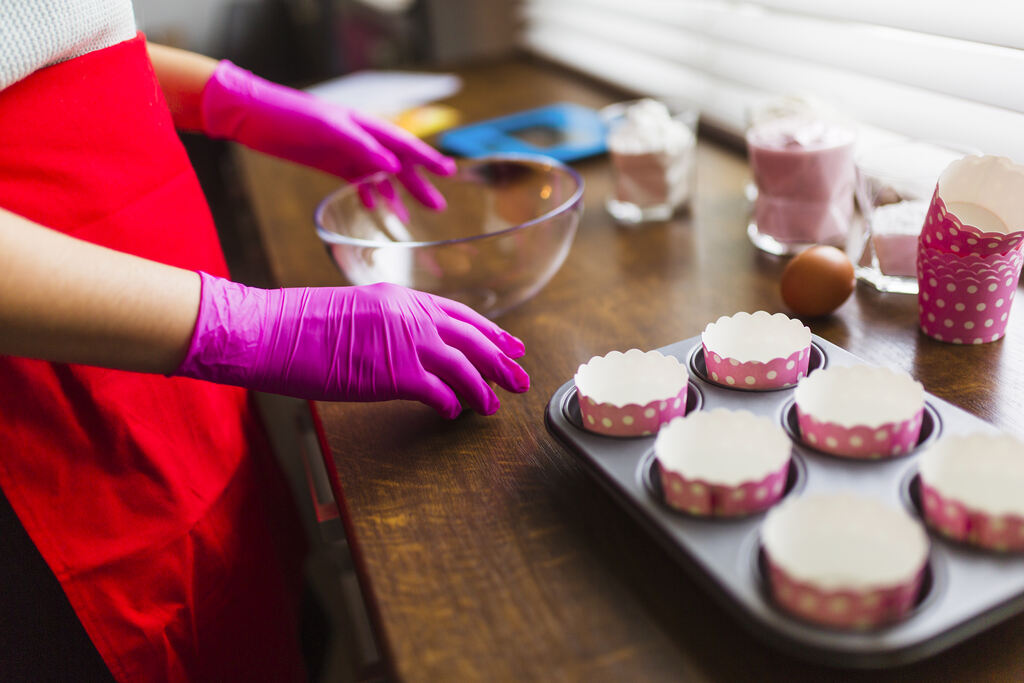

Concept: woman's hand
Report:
left=175, top=275, right=529, bottom=418
left=200, top=61, right=456, bottom=210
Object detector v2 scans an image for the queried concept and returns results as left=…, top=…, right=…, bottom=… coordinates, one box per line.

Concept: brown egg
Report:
left=780, top=246, right=855, bottom=318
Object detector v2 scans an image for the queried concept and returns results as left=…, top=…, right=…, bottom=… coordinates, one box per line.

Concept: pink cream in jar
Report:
left=746, top=118, right=856, bottom=252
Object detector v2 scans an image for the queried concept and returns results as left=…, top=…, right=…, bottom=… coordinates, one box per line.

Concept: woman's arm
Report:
left=0, top=207, right=528, bottom=415
left=0, top=207, right=200, bottom=373
left=146, top=42, right=455, bottom=209
left=146, top=42, right=217, bottom=131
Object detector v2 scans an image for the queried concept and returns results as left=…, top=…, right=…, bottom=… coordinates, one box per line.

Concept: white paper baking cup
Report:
left=762, top=493, right=929, bottom=629
left=918, top=433, right=1024, bottom=552
left=701, top=311, right=812, bottom=389
left=654, top=409, right=791, bottom=516
left=918, top=156, right=1024, bottom=262
left=793, top=365, right=925, bottom=458
left=574, top=349, right=690, bottom=436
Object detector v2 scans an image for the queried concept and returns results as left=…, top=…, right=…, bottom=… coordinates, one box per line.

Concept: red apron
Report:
left=0, top=35, right=306, bottom=681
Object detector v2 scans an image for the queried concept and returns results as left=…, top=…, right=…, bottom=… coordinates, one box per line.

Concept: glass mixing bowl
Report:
left=315, top=154, right=584, bottom=318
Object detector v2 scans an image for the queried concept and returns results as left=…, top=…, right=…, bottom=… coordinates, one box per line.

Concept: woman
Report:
left=0, top=3, right=529, bottom=680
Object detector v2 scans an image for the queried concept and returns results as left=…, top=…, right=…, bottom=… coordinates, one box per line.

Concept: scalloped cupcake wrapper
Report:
left=917, top=262, right=1022, bottom=285
left=659, top=461, right=788, bottom=517
left=918, top=190, right=1024, bottom=258
left=765, top=556, right=924, bottom=629
left=917, top=244, right=1024, bottom=279
left=578, top=385, right=689, bottom=436
left=702, top=343, right=810, bottom=390
left=917, top=258, right=1019, bottom=344
left=920, top=481, right=1024, bottom=553
left=796, top=406, right=923, bottom=458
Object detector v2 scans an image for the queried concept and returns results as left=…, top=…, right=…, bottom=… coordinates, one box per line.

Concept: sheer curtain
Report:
left=521, top=0, right=1024, bottom=159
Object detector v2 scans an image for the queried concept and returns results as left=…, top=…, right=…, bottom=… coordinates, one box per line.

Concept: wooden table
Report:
left=235, top=58, right=1024, bottom=681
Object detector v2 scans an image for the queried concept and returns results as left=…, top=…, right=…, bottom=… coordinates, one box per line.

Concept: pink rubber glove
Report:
left=200, top=61, right=456, bottom=209
left=175, top=274, right=529, bottom=418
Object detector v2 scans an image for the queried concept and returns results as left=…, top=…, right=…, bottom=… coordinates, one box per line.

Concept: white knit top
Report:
left=0, top=0, right=137, bottom=90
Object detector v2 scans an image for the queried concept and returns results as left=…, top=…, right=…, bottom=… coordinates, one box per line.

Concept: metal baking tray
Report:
left=544, top=334, right=1024, bottom=668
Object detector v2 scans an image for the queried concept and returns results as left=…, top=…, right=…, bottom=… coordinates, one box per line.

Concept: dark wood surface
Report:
left=235, top=58, right=1024, bottom=681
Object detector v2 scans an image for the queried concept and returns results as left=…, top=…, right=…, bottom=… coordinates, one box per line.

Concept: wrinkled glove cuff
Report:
left=174, top=272, right=267, bottom=387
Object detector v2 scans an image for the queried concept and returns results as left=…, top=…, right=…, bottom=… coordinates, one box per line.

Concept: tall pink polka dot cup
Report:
left=574, top=349, right=690, bottom=437
left=794, top=365, right=925, bottom=459
left=762, top=494, right=929, bottom=629
left=917, top=156, right=1024, bottom=343
left=917, top=246, right=1022, bottom=343
left=655, top=409, right=791, bottom=517
left=918, top=433, right=1024, bottom=552
left=701, top=311, right=812, bottom=390
left=918, top=156, right=1024, bottom=258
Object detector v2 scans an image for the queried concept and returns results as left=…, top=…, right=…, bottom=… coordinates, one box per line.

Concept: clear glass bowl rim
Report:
left=314, top=153, right=585, bottom=249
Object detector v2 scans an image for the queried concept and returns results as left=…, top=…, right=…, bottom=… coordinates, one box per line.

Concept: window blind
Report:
left=521, top=0, right=1024, bottom=160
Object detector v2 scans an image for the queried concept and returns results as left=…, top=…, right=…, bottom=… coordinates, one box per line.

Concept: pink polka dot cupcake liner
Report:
left=577, top=389, right=689, bottom=437
left=918, top=433, right=1024, bottom=552
left=793, top=366, right=925, bottom=459
left=574, top=349, right=690, bottom=437
left=654, top=409, right=791, bottom=517
left=764, top=557, right=925, bottom=630
left=701, top=311, right=812, bottom=390
left=702, top=344, right=810, bottom=390
left=920, top=482, right=1024, bottom=553
left=761, top=494, right=930, bottom=630
left=917, top=156, right=1024, bottom=258
left=796, top=407, right=923, bottom=459
left=917, top=247, right=1020, bottom=344
left=919, top=190, right=1024, bottom=258
left=659, top=463, right=789, bottom=517
left=917, top=242, right=1024, bottom=278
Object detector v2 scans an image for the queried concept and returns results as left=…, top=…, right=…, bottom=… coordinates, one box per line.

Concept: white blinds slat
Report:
left=524, top=24, right=1024, bottom=162
left=754, top=0, right=1024, bottom=50
left=526, top=0, right=1024, bottom=113
left=539, top=0, right=1024, bottom=50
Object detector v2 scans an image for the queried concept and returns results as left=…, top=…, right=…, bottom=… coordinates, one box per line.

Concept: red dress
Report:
left=0, top=35, right=306, bottom=681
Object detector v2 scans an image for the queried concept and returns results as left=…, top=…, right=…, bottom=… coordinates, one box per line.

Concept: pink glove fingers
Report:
left=428, top=294, right=527, bottom=358
left=357, top=181, right=377, bottom=209
left=437, top=319, right=530, bottom=393
left=176, top=276, right=528, bottom=418
left=352, top=112, right=457, bottom=177
left=318, top=114, right=401, bottom=176
left=419, top=345, right=500, bottom=416
left=395, top=167, right=447, bottom=211
left=375, top=178, right=411, bottom=223
left=399, top=370, right=463, bottom=420
left=202, top=61, right=455, bottom=211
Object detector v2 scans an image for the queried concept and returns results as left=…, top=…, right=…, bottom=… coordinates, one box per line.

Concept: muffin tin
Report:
left=544, top=333, right=1024, bottom=668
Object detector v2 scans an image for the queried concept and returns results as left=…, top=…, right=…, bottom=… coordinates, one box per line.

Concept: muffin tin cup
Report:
left=793, top=366, right=925, bottom=459
left=920, top=481, right=1024, bottom=553
left=761, top=493, right=930, bottom=631
left=659, top=462, right=789, bottom=517
left=654, top=409, right=793, bottom=517
left=915, top=433, right=1024, bottom=552
left=702, top=343, right=810, bottom=390
left=578, top=387, right=689, bottom=437
left=574, top=349, right=691, bottom=437
left=690, top=341, right=827, bottom=393
left=764, top=554, right=925, bottom=630
left=796, top=406, right=924, bottom=459
left=701, top=312, right=812, bottom=390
